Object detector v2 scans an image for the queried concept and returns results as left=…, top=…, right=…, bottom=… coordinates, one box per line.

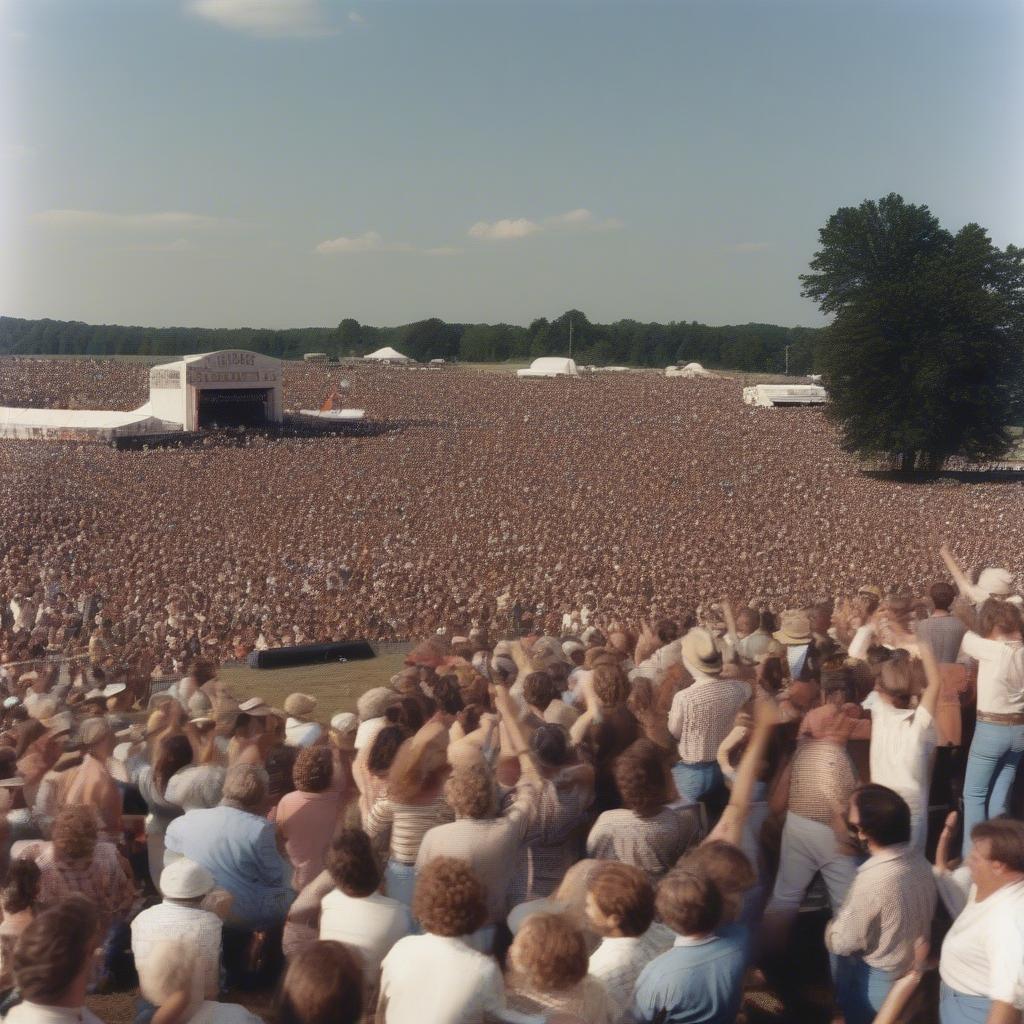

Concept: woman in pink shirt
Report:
left=270, top=746, right=343, bottom=892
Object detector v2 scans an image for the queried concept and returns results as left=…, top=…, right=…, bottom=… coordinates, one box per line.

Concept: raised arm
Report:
left=706, top=697, right=779, bottom=848
left=940, top=543, right=975, bottom=599
left=916, top=638, right=944, bottom=719
left=492, top=683, right=540, bottom=782
left=720, top=599, right=741, bottom=657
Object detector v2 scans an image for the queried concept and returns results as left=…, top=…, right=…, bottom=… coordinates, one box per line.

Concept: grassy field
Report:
left=217, top=647, right=410, bottom=714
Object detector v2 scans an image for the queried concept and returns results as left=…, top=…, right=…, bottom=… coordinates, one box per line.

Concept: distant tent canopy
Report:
left=666, top=362, right=716, bottom=378
left=516, top=357, right=580, bottom=378
left=364, top=347, right=412, bottom=363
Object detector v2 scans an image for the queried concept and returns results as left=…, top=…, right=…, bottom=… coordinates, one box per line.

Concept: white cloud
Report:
left=425, top=246, right=462, bottom=257
left=468, top=218, right=541, bottom=241
left=315, top=231, right=414, bottom=254
left=348, top=10, right=366, bottom=25
left=34, top=209, right=225, bottom=230
left=468, top=208, right=623, bottom=242
left=186, top=0, right=335, bottom=37
left=725, top=241, right=772, bottom=254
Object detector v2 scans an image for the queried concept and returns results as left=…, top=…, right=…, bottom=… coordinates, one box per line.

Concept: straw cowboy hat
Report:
left=773, top=609, right=812, bottom=646
left=680, top=628, right=724, bottom=677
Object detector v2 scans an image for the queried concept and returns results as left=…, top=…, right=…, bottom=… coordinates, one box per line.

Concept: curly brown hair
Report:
left=52, top=805, right=99, bottom=862
left=522, top=671, right=559, bottom=711
left=445, top=765, right=497, bottom=819
left=510, top=913, right=588, bottom=992
left=326, top=829, right=381, bottom=898
left=587, top=862, right=655, bottom=937
left=292, top=745, right=334, bottom=793
left=592, top=663, right=630, bottom=708
left=413, top=857, right=486, bottom=937
left=613, top=739, right=672, bottom=818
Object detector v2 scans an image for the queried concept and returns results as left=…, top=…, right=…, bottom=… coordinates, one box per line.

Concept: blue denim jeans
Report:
left=940, top=982, right=991, bottom=1024
left=830, top=954, right=896, bottom=1024
left=385, top=859, right=417, bottom=907
left=962, top=721, right=1024, bottom=856
left=671, top=760, right=722, bottom=802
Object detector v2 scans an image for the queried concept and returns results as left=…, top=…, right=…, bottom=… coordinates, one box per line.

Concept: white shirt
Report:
left=939, top=876, right=1024, bottom=1006
left=131, top=900, right=223, bottom=998
left=867, top=697, right=936, bottom=819
left=379, top=934, right=542, bottom=1024
left=5, top=1005, right=104, bottom=1024
left=589, top=930, right=667, bottom=1023
left=848, top=624, right=876, bottom=661
left=319, top=889, right=412, bottom=986
left=284, top=718, right=323, bottom=748
left=185, top=1004, right=263, bottom=1024
left=959, top=632, right=1024, bottom=714
left=632, top=641, right=682, bottom=685
left=355, top=716, right=386, bottom=752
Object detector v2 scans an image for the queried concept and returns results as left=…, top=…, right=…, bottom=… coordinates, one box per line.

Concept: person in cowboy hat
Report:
left=667, top=628, right=752, bottom=802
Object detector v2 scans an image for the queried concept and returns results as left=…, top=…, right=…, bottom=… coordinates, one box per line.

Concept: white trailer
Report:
left=742, top=383, right=827, bottom=407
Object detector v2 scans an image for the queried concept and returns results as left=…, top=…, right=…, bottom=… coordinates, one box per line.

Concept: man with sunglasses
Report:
left=825, top=784, right=937, bottom=1024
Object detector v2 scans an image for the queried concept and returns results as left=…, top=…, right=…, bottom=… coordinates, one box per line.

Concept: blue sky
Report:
left=1, top=0, right=1021, bottom=329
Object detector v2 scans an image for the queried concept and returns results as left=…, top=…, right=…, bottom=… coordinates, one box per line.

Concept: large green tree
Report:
left=801, top=194, right=1024, bottom=471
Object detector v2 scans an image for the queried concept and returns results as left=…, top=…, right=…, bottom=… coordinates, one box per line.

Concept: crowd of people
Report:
left=1, top=357, right=1024, bottom=1022
left=1, top=357, right=1023, bottom=680
left=0, top=539, right=1020, bottom=1023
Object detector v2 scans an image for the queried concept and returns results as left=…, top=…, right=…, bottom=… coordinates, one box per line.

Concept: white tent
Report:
left=364, top=347, right=412, bottom=363
left=0, top=407, right=171, bottom=441
left=516, top=357, right=580, bottom=378
left=666, top=362, right=716, bottom=379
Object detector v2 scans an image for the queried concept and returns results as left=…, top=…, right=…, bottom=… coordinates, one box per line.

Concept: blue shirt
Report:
left=164, top=805, right=294, bottom=930
left=632, top=925, right=747, bottom=1024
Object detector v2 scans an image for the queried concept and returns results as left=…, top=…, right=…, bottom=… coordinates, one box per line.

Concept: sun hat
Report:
left=284, top=693, right=317, bottom=719
left=856, top=585, right=883, bottom=601
left=160, top=858, right=216, bottom=900
left=102, top=683, right=127, bottom=699
left=357, top=687, right=395, bottom=722
left=977, top=568, right=1014, bottom=598
left=78, top=717, right=112, bottom=747
left=83, top=689, right=107, bottom=703
left=561, top=640, right=586, bottom=658
left=238, top=697, right=267, bottom=713
left=19, top=671, right=39, bottom=684
left=773, top=609, right=813, bottom=646
left=680, top=628, right=724, bottom=677
left=330, top=712, right=358, bottom=734
left=42, top=711, right=73, bottom=736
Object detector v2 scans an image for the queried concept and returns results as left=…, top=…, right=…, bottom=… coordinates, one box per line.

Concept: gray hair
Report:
left=221, top=763, right=268, bottom=810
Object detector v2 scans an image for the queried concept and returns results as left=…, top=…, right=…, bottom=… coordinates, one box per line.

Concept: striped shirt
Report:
left=365, top=795, right=454, bottom=865
left=825, top=844, right=937, bottom=972
left=668, top=677, right=751, bottom=764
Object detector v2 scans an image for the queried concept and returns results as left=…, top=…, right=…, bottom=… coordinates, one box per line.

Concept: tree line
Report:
left=0, top=313, right=821, bottom=375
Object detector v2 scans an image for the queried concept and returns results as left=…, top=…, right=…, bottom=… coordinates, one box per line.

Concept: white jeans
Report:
left=765, top=812, right=858, bottom=918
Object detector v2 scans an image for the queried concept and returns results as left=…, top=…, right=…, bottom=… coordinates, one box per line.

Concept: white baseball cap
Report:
left=160, top=858, right=216, bottom=900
